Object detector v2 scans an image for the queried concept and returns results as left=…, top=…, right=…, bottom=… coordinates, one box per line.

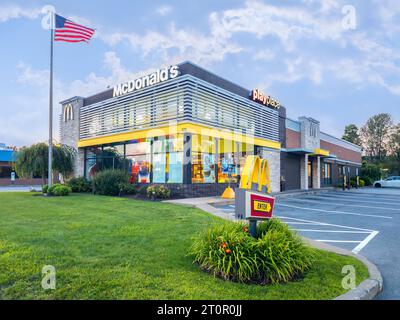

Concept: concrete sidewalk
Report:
left=0, top=185, right=42, bottom=192
left=165, top=196, right=238, bottom=221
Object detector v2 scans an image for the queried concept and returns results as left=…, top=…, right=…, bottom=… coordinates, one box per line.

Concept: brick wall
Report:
left=320, top=140, right=361, bottom=163
left=286, top=129, right=301, bottom=148
left=0, top=178, right=44, bottom=186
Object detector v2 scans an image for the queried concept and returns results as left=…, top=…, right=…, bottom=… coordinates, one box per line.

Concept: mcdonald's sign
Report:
left=235, top=155, right=275, bottom=220
left=239, top=155, right=271, bottom=193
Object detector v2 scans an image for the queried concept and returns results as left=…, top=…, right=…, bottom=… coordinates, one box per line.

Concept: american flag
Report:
left=54, top=14, right=95, bottom=43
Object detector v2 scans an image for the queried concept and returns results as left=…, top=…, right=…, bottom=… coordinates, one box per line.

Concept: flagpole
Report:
left=48, top=12, right=54, bottom=188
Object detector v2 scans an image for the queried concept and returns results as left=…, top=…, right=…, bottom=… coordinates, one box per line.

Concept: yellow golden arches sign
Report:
left=239, top=155, right=271, bottom=194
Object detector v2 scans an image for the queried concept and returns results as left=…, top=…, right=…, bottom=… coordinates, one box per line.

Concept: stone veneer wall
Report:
left=260, top=148, right=280, bottom=193
left=59, top=98, right=85, bottom=177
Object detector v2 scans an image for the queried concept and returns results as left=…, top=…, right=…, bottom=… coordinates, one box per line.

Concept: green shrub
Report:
left=361, top=176, right=373, bottom=186
left=47, top=183, right=63, bottom=195
left=359, top=179, right=365, bottom=187
left=119, top=183, right=138, bottom=195
left=67, top=177, right=92, bottom=193
left=52, top=185, right=71, bottom=196
left=146, top=185, right=172, bottom=199
left=361, top=162, right=381, bottom=182
left=92, top=169, right=130, bottom=196
left=189, top=219, right=314, bottom=284
left=43, top=183, right=71, bottom=196
left=137, top=185, right=148, bottom=196
left=42, top=184, right=48, bottom=194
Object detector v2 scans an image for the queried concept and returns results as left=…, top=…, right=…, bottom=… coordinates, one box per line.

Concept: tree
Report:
left=388, top=124, right=400, bottom=161
left=342, top=124, right=361, bottom=145
left=15, top=143, right=76, bottom=184
left=360, top=113, right=393, bottom=161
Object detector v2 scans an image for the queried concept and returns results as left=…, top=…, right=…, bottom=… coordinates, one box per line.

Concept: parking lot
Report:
left=211, top=188, right=400, bottom=299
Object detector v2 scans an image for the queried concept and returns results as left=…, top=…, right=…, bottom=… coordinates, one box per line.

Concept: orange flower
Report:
left=243, top=227, right=249, bottom=233
left=225, top=249, right=231, bottom=254
left=221, top=242, right=228, bottom=248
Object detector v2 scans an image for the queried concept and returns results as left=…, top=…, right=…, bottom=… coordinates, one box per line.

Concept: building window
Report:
left=191, top=135, right=216, bottom=183
left=153, top=135, right=184, bottom=183
left=322, top=162, right=332, bottom=185
left=126, top=139, right=151, bottom=183
left=218, top=138, right=238, bottom=183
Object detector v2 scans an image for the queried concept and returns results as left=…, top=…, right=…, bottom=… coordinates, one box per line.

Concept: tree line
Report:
left=342, top=113, right=400, bottom=176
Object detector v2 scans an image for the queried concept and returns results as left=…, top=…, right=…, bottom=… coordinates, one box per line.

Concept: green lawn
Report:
left=0, top=192, right=368, bottom=300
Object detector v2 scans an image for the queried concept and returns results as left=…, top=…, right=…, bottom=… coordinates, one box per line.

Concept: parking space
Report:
left=211, top=188, right=400, bottom=299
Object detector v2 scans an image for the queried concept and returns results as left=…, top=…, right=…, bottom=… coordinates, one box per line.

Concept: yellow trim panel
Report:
left=313, top=148, right=330, bottom=156
left=77, top=122, right=281, bottom=150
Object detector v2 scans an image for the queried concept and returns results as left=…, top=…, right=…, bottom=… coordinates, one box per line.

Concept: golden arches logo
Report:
left=239, top=155, right=271, bottom=194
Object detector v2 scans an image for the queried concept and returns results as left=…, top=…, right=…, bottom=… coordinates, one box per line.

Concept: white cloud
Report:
left=11, top=52, right=145, bottom=146
left=157, top=6, right=172, bottom=16
left=0, top=5, right=41, bottom=23
left=253, top=50, right=275, bottom=61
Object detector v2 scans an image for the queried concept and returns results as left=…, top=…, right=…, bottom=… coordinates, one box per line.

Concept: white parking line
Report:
left=352, top=231, right=379, bottom=254
left=331, top=192, right=400, bottom=202
left=315, top=240, right=361, bottom=243
left=310, top=194, right=400, bottom=206
left=277, top=216, right=378, bottom=253
left=276, top=216, right=374, bottom=232
left=292, top=229, right=371, bottom=233
left=276, top=203, right=392, bottom=219
left=284, top=222, right=320, bottom=225
left=284, top=197, right=400, bottom=211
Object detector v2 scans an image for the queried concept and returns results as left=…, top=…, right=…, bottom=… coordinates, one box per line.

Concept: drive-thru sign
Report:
left=245, top=191, right=275, bottom=219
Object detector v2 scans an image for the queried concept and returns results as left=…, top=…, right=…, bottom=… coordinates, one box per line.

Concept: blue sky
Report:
left=1, top=0, right=399, bottom=147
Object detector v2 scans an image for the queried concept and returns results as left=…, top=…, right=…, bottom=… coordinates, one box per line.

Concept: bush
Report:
left=92, top=169, right=130, bottom=196
left=67, top=177, right=92, bottom=193
left=361, top=176, right=373, bottom=186
left=137, top=185, right=148, bottom=196
left=146, top=185, right=172, bottom=199
left=52, top=185, right=71, bottom=196
left=361, top=162, right=381, bottom=182
left=118, top=183, right=138, bottom=195
left=359, top=179, right=365, bottom=187
left=189, top=219, right=314, bottom=284
left=42, top=183, right=71, bottom=196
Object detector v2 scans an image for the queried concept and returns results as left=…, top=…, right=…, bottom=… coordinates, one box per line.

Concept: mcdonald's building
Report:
left=60, top=61, right=362, bottom=197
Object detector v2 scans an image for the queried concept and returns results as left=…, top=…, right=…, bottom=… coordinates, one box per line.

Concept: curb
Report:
left=293, top=238, right=383, bottom=300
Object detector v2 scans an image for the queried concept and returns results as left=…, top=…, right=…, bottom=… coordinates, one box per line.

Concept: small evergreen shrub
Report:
left=52, top=185, right=71, bottom=196
left=146, top=185, right=171, bottom=199
left=361, top=176, right=373, bottom=186
left=119, top=183, right=138, bottom=195
left=42, top=184, right=49, bottom=194
left=189, top=219, right=314, bottom=284
left=43, top=184, right=71, bottom=196
left=67, top=177, right=92, bottom=193
left=92, top=169, right=130, bottom=196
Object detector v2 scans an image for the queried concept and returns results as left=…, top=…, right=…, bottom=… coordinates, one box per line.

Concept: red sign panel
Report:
left=248, top=193, right=275, bottom=219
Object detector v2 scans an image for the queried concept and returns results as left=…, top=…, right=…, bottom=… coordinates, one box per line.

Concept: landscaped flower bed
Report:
left=190, top=219, right=314, bottom=284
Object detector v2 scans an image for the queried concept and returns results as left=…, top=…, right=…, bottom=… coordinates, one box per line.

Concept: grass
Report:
left=0, top=192, right=368, bottom=300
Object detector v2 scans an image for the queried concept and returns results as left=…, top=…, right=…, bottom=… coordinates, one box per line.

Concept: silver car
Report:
left=374, top=176, right=400, bottom=188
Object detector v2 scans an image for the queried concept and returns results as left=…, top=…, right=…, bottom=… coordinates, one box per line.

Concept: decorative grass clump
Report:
left=189, top=218, right=315, bottom=284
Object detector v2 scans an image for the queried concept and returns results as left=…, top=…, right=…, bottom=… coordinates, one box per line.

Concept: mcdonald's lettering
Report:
left=239, top=155, right=271, bottom=194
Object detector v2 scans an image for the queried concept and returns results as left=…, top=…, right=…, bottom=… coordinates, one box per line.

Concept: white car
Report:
left=374, top=176, right=400, bottom=188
